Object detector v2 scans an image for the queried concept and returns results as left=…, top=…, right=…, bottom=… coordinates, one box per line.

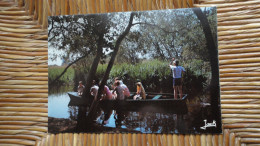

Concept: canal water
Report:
left=48, top=86, right=210, bottom=133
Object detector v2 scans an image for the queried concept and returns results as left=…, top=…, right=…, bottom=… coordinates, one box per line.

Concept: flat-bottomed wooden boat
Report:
left=68, top=92, right=188, bottom=114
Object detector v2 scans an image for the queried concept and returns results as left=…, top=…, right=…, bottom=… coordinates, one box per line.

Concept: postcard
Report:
left=48, top=7, right=222, bottom=134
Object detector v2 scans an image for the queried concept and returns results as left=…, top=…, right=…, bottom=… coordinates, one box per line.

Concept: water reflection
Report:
left=68, top=106, right=198, bottom=133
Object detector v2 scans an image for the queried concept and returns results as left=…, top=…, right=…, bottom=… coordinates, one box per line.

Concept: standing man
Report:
left=169, top=59, right=185, bottom=99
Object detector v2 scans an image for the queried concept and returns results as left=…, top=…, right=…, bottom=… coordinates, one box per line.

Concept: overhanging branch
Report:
left=49, top=54, right=88, bottom=86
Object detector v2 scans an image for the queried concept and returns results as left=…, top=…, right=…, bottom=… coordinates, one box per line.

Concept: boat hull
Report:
left=68, top=92, right=188, bottom=114
left=67, top=92, right=88, bottom=106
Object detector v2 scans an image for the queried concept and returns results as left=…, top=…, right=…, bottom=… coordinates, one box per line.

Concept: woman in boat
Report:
left=77, top=81, right=85, bottom=96
left=133, top=82, right=146, bottom=100
left=169, top=59, right=185, bottom=99
left=114, top=81, right=125, bottom=100
left=102, top=85, right=113, bottom=100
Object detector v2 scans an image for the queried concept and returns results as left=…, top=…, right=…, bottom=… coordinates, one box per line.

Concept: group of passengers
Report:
left=77, top=77, right=146, bottom=100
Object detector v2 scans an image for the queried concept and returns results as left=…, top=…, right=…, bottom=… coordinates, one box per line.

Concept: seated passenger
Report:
left=114, top=77, right=131, bottom=98
left=114, top=81, right=125, bottom=100
left=77, top=81, right=85, bottom=96
left=90, top=80, right=99, bottom=97
left=102, top=85, right=113, bottom=100
left=133, top=82, right=146, bottom=100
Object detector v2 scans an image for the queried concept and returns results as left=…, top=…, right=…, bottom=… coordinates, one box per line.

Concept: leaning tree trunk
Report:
left=87, top=12, right=136, bottom=121
left=82, top=34, right=104, bottom=101
left=75, top=34, right=104, bottom=130
left=192, top=7, right=222, bottom=133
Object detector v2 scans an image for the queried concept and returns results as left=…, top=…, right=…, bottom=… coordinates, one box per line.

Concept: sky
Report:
left=48, top=44, right=64, bottom=66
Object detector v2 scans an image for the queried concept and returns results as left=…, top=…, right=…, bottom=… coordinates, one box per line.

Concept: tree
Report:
left=48, top=13, right=113, bottom=100
left=113, top=9, right=213, bottom=64
left=192, top=7, right=221, bottom=133
left=87, top=12, right=136, bottom=121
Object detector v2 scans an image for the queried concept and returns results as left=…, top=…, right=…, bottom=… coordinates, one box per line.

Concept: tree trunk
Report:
left=87, top=12, right=136, bottom=121
left=153, top=42, right=165, bottom=60
left=82, top=34, right=104, bottom=101
left=192, top=7, right=222, bottom=133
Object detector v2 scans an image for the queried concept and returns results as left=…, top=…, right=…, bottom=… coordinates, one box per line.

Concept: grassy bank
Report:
left=49, top=66, right=75, bottom=85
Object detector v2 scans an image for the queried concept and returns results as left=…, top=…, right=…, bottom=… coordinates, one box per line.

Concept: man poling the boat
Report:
left=169, top=59, right=185, bottom=99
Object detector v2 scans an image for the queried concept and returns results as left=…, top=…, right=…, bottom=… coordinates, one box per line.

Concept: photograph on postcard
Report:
left=48, top=7, right=222, bottom=134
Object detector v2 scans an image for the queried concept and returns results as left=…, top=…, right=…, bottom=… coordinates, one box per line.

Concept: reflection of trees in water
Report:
left=68, top=106, right=78, bottom=120
left=68, top=105, right=211, bottom=133
left=124, top=112, right=177, bottom=133
left=186, top=104, right=213, bottom=132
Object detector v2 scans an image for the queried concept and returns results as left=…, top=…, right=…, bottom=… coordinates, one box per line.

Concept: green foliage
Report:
left=110, top=60, right=170, bottom=81
left=182, top=68, right=207, bottom=98
left=183, top=59, right=211, bottom=77
left=49, top=66, right=75, bottom=85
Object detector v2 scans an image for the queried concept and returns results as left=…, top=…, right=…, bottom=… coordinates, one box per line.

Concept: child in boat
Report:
left=114, top=81, right=125, bottom=100
left=77, top=81, right=85, bottom=96
left=90, top=80, right=99, bottom=97
left=133, top=82, right=146, bottom=100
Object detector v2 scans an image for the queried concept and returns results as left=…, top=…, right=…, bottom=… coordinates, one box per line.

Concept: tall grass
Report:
left=110, top=60, right=171, bottom=80
left=49, top=66, right=75, bottom=85
left=91, top=60, right=174, bottom=93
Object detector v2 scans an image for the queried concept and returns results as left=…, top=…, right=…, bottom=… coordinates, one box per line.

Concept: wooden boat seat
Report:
left=152, top=95, right=162, bottom=100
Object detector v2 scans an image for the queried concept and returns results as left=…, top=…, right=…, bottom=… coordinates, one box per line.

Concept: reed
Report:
left=219, top=64, right=260, bottom=71
left=219, top=32, right=260, bottom=41
left=222, top=109, right=260, bottom=114
left=221, top=90, right=260, bottom=94
left=194, top=0, right=260, bottom=8
left=220, top=68, right=260, bottom=75
left=218, top=18, right=260, bottom=26
left=222, top=114, right=260, bottom=119
left=1, top=46, right=47, bottom=52
left=217, top=7, right=260, bottom=18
